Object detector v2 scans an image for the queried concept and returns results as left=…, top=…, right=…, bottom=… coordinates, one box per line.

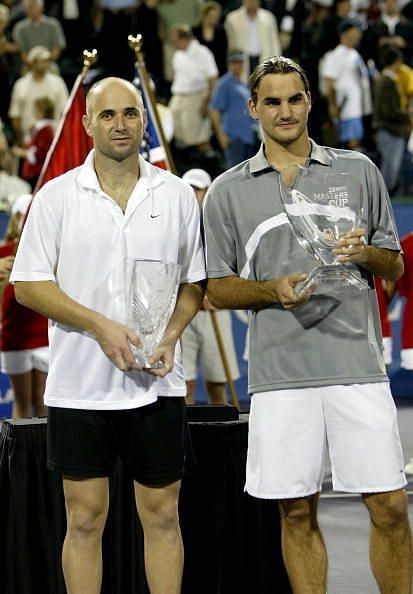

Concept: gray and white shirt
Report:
left=203, top=141, right=400, bottom=393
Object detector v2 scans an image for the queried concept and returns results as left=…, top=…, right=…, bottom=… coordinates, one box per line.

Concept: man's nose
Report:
left=279, top=102, right=292, bottom=119
left=114, top=113, right=127, bottom=129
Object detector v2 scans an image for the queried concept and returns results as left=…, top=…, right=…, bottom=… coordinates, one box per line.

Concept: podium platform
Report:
left=0, top=415, right=291, bottom=594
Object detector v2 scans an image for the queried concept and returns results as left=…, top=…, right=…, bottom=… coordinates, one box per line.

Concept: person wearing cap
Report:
left=8, top=44, right=68, bottom=146
left=12, top=0, right=66, bottom=65
left=0, top=192, right=49, bottom=418
left=323, top=17, right=372, bottom=150
left=203, top=55, right=411, bottom=593
left=210, top=50, right=257, bottom=169
left=181, top=168, right=240, bottom=404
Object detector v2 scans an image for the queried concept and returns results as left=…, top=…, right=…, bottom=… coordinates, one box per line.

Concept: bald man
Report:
left=11, top=77, right=205, bottom=594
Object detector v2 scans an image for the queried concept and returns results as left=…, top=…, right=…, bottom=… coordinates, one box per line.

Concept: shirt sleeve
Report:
left=367, top=162, right=401, bottom=251
left=202, top=184, right=238, bottom=278
left=210, top=79, right=227, bottom=112
left=10, top=187, right=61, bottom=284
left=178, top=188, right=206, bottom=284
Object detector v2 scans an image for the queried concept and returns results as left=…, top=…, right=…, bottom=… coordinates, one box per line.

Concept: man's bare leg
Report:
left=62, top=476, right=109, bottom=594
left=363, top=489, right=412, bottom=594
left=206, top=381, right=227, bottom=405
left=185, top=380, right=196, bottom=405
left=279, top=493, right=328, bottom=594
left=135, top=480, right=183, bottom=594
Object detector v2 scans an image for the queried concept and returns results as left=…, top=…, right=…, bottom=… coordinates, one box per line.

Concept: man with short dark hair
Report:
left=203, top=55, right=412, bottom=593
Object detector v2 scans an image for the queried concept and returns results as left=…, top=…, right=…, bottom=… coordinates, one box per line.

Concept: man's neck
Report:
left=94, top=153, right=140, bottom=210
left=264, top=136, right=312, bottom=171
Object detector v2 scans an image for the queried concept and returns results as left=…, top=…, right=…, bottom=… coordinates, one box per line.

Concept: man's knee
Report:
left=279, top=494, right=320, bottom=529
left=364, top=489, right=410, bottom=530
left=137, top=485, right=180, bottom=533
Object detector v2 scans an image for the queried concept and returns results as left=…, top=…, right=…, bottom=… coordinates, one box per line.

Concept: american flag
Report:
left=133, top=64, right=170, bottom=171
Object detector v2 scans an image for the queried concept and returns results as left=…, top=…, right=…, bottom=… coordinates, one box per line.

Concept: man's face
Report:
left=24, top=0, right=43, bottom=19
left=228, top=59, right=244, bottom=78
left=344, top=26, right=362, bottom=47
left=83, top=82, right=146, bottom=163
left=192, top=186, right=207, bottom=208
left=248, top=72, right=311, bottom=148
left=31, top=57, right=49, bottom=75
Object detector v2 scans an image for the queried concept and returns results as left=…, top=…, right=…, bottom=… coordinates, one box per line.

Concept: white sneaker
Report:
left=404, top=458, right=413, bottom=474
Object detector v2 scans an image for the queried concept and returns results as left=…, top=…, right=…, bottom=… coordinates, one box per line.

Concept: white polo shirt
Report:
left=10, top=152, right=206, bottom=410
left=171, top=39, right=218, bottom=95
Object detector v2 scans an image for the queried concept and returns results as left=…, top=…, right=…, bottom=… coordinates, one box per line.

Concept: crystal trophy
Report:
left=279, top=164, right=369, bottom=295
left=128, top=259, right=181, bottom=368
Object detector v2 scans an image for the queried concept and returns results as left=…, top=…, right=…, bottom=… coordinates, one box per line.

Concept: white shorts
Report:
left=181, top=310, right=240, bottom=383
left=1, top=347, right=49, bottom=375
left=246, top=383, right=407, bottom=499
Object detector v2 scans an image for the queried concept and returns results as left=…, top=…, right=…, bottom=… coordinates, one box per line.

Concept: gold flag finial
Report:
left=128, top=34, right=143, bottom=62
left=81, top=49, right=98, bottom=79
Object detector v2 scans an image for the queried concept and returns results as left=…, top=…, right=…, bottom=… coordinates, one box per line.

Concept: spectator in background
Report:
left=193, top=1, right=228, bottom=76
left=210, top=49, right=257, bottom=168
left=12, top=0, right=66, bottom=65
left=0, top=4, right=18, bottom=126
left=8, top=45, right=68, bottom=145
left=373, top=45, right=411, bottom=195
left=169, top=24, right=218, bottom=156
left=314, top=0, right=353, bottom=60
left=0, top=192, right=48, bottom=418
left=12, top=95, right=55, bottom=189
left=95, top=0, right=137, bottom=80
left=374, top=276, right=395, bottom=369
left=45, top=0, right=95, bottom=71
left=361, top=0, right=413, bottom=69
left=397, top=230, right=413, bottom=370
left=323, top=17, right=372, bottom=150
left=132, top=0, right=165, bottom=94
left=224, top=0, right=281, bottom=83
left=181, top=167, right=239, bottom=405
left=0, top=124, right=31, bottom=207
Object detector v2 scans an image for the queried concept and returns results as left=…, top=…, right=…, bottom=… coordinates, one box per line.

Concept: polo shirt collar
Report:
left=77, top=150, right=165, bottom=194
left=249, top=139, right=332, bottom=174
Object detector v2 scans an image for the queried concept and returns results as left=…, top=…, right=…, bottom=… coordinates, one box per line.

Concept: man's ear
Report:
left=82, top=114, right=92, bottom=137
left=248, top=98, right=258, bottom=119
left=307, top=91, right=312, bottom=113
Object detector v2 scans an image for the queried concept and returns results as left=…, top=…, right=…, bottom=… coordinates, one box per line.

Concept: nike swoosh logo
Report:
left=150, top=214, right=160, bottom=219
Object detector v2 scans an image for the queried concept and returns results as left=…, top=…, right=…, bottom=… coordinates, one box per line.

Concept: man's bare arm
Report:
left=334, top=229, right=404, bottom=281
left=14, top=280, right=141, bottom=371
left=207, top=273, right=310, bottom=311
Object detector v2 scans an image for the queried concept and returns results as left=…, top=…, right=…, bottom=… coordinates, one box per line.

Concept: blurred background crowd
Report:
left=0, top=0, right=413, bottom=194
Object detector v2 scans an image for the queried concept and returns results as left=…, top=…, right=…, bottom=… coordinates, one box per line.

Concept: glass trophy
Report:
left=279, top=164, right=369, bottom=295
left=128, top=259, right=181, bottom=368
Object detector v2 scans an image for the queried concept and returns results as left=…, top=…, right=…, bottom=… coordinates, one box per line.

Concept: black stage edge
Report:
left=0, top=416, right=291, bottom=594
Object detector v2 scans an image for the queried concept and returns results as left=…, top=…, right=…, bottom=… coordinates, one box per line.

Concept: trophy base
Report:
left=132, top=346, right=165, bottom=369
left=295, top=265, right=369, bottom=296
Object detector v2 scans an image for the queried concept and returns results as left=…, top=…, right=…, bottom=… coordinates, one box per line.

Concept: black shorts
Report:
left=47, top=397, right=192, bottom=485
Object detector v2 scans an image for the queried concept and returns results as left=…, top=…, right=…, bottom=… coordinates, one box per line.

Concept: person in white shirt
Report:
left=323, top=17, right=372, bottom=150
left=10, top=77, right=205, bottom=594
left=169, top=24, right=218, bottom=156
left=8, top=45, right=68, bottom=146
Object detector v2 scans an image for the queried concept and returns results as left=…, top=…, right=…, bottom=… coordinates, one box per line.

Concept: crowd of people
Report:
left=0, top=0, right=413, bottom=189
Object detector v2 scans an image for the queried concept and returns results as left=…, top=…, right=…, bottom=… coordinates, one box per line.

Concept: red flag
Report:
left=34, top=74, right=93, bottom=193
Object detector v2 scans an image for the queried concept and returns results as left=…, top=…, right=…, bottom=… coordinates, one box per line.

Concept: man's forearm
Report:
left=14, top=280, right=105, bottom=334
left=361, top=247, right=404, bottom=281
left=207, top=275, right=281, bottom=310
left=161, top=281, right=205, bottom=344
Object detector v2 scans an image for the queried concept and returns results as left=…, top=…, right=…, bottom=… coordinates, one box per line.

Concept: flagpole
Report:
left=128, top=34, right=175, bottom=172
left=34, top=49, right=98, bottom=195
left=128, top=34, right=240, bottom=410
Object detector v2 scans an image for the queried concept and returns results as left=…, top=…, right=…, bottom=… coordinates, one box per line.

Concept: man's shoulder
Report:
left=35, top=165, right=82, bottom=198
left=208, top=161, right=250, bottom=196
